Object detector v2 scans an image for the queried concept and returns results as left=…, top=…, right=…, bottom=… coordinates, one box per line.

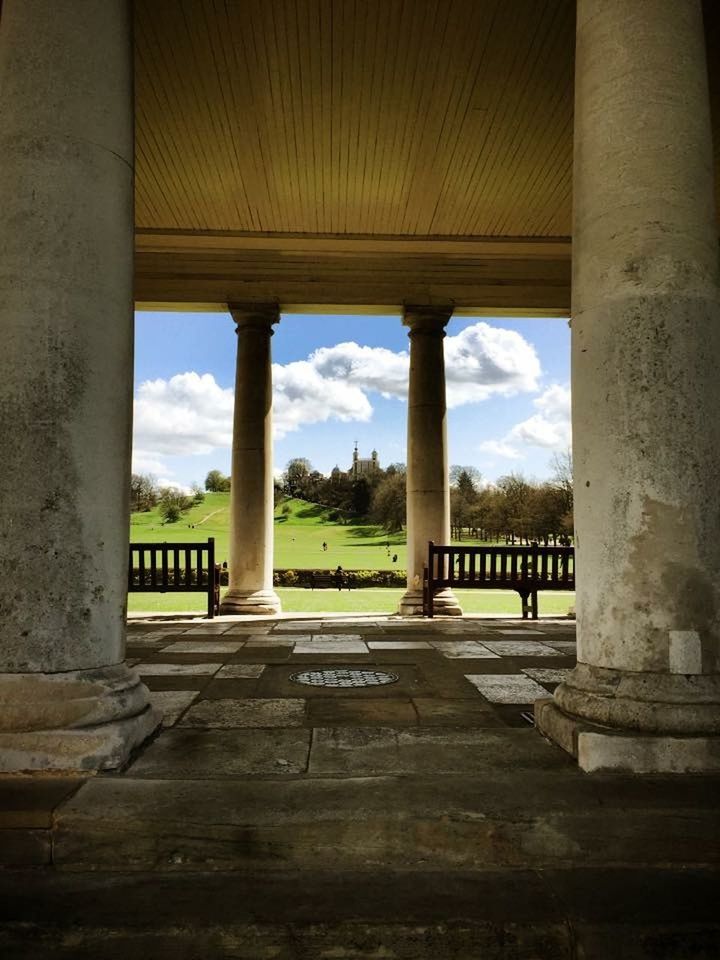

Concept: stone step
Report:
left=53, top=770, right=720, bottom=872
left=0, top=867, right=717, bottom=960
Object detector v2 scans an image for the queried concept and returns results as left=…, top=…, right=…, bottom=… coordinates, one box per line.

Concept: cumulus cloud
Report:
left=132, top=322, right=542, bottom=460
left=479, top=384, right=572, bottom=460
left=508, top=384, right=571, bottom=449
left=134, top=372, right=234, bottom=456
left=273, top=358, right=372, bottom=438
left=445, top=323, right=541, bottom=407
left=478, top=439, right=525, bottom=460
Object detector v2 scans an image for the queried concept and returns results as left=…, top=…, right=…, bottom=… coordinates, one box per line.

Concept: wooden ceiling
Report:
left=133, top=0, right=720, bottom=311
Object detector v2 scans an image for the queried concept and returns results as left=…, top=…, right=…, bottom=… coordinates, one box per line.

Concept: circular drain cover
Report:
left=290, top=668, right=399, bottom=688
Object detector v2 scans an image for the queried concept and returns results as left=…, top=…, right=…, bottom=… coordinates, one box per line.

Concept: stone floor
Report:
left=2, top=614, right=719, bottom=959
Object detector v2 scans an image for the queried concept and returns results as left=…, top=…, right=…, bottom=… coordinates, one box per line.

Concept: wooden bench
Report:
left=128, top=538, right=221, bottom=618
left=302, top=571, right=354, bottom=591
left=423, top=541, right=574, bottom=619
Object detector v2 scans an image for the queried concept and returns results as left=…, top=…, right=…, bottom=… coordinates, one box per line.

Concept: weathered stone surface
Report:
left=136, top=662, right=222, bottom=676
left=160, top=641, right=244, bottom=654
left=179, top=698, right=306, bottom=728
left=307, top=698, right=417, bottom=726
left=430, top=641, right=500, bottom=658
left=412, top=698, right=504, bottom=726
left=147, top=691, right=198, bottom=726
left=465, top=674, right=550, bottom=704
left=482, top=641, right=563, bottom=657
left=125, top=728, right=311, bottom=778
left=51, top=766, right=720, bottom=872
left=308, top=726, right=569, bottom=776
left=216, top=664, right=266, bottom=679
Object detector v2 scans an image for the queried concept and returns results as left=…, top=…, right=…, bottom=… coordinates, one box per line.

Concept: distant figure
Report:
left=334, top=564, right=344, bottom=590
left=322, top=541, right=328, bottom=552
left=392, top=554, right=398, bottom=564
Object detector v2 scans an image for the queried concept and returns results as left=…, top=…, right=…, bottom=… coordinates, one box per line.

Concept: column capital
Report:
left=402, top=304, right=454, bottom=336
left=229, top=301, right=280, bottom=333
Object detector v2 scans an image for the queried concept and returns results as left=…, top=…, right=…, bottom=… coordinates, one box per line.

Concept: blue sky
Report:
left=132, top=311, right=570, bottom=490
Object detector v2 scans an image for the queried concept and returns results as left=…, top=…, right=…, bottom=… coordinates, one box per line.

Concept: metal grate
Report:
left=290, top=668, right=399, bottom=688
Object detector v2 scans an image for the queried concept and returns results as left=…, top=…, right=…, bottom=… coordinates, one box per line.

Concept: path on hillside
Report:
left=195, top=508, right=223, bottom=527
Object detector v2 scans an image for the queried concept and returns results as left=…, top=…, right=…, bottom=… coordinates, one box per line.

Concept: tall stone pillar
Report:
left=220, top=304, right=282, bottom=616
left=536, top=0, right=720, bottom=773
left=399, top=307, right=461, bottom=616
left=0, top=0, right=159, bottom=771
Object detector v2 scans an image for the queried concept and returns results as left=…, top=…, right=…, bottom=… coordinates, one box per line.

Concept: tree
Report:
left=350, top=478, right=371, bottom=516
left=190, top=482, right=205, bottom=504
left=130, top=473, right=158, bottom=512
left=550, top=449, right=574, bottom=518
left=205, top=469, right=230, bottom=492
left=158, top=486, right=193, bottom=523
left=371, top=472, right=406, bottom=533
left=450, top=464, right=482, bottom=489
left=161, top=502, right=182, bottom=523
left=283, top=458, right=312, bottom=497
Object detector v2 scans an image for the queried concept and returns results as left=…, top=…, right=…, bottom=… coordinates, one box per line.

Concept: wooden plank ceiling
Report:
left=133, top=0, right=720, bottom=311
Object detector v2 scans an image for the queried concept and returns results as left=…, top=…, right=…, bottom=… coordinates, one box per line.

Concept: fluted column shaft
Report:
left=399, top=307, right=461, bottom=616
left=220, top=304, right=281, bottom=616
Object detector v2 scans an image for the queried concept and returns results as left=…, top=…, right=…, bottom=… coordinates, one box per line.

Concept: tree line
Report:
left=278, top=452, right=573, bottom=544
left=132, top=451, right=574, bottom=543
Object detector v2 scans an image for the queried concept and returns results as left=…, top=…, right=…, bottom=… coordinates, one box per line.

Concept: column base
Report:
left=220, top=588, right=282, bottom=616
left=397, top=588, right=462, bottom=617
left=0, top=663, right=160, bottom=773
left=535, top=698, right=720, bottom=774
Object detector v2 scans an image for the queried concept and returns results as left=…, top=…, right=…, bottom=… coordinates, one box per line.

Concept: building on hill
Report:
left=348, top=442, right=379, bottom=480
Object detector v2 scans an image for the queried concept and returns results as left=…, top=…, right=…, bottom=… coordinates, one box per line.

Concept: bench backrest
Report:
left=128, top=538, right=219, bottom=617
left=427, top=541, right=575, bottom=590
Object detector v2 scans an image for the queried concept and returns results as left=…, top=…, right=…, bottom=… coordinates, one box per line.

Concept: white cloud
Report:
left=479, top=384, right=572, bottom=460
left=445, top=323, right=541, bottom=407
left=156, top=478, right=194, bottom=495
left=508, top=384, right=571, bottom=449
left=478, top=439, right=525, bottom=460
left=134, top=372, right=234, bottom=456
left=132, top=322, right=542, bottom=461
left=131, top=451, right=168, bottom=476
left=310, top=342, right=409, bottom=398
left=272, top=359, right=372, bottom=438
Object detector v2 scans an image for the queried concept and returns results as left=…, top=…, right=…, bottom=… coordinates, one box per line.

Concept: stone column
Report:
left=0, top=0, right=159, bottom=771
left=399, top=307, right=461, bottom=616
left=536, top=0, right=720, bottom=773
left=220, top=304, right=282, bottom=616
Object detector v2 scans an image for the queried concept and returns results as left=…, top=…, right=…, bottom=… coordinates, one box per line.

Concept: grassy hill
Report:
left=130, top=495, right=407, bottom=570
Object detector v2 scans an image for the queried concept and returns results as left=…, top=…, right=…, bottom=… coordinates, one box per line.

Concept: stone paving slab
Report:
left=148, top=690, right=199, bottom=726
left=136, top=662, right=223, bottom=676
left=411, top=697, right=505, bottom=727
left=430, top=640, right=500, bottom=658
left=52, top=766, right=720, bottom=875
left=294, top=641, right=368, bottom=654
left=367, top=640, right=432, bottom=649
left=306, top=698, right=418, bottom=726
left=481, top=640, right=565, bottom=657
left=160, top=640, right=244, bottom=654
left=522, top=667, right=572, bottom=684
left=308, top=726, right=569, bottom=776
left=179, top=697, right=306, bottom=728
left=216, top=663, right=266, bottom=678
left=125, top=728, right=311, bottom=778
left=465, top=674, right=551, bottom=703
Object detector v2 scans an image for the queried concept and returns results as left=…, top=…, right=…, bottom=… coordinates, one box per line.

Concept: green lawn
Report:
left=129, top=496, right=574, bottom=615
left=127, top=586, right=575, bottom=616
left=131, top=495, right=502, bottom=571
